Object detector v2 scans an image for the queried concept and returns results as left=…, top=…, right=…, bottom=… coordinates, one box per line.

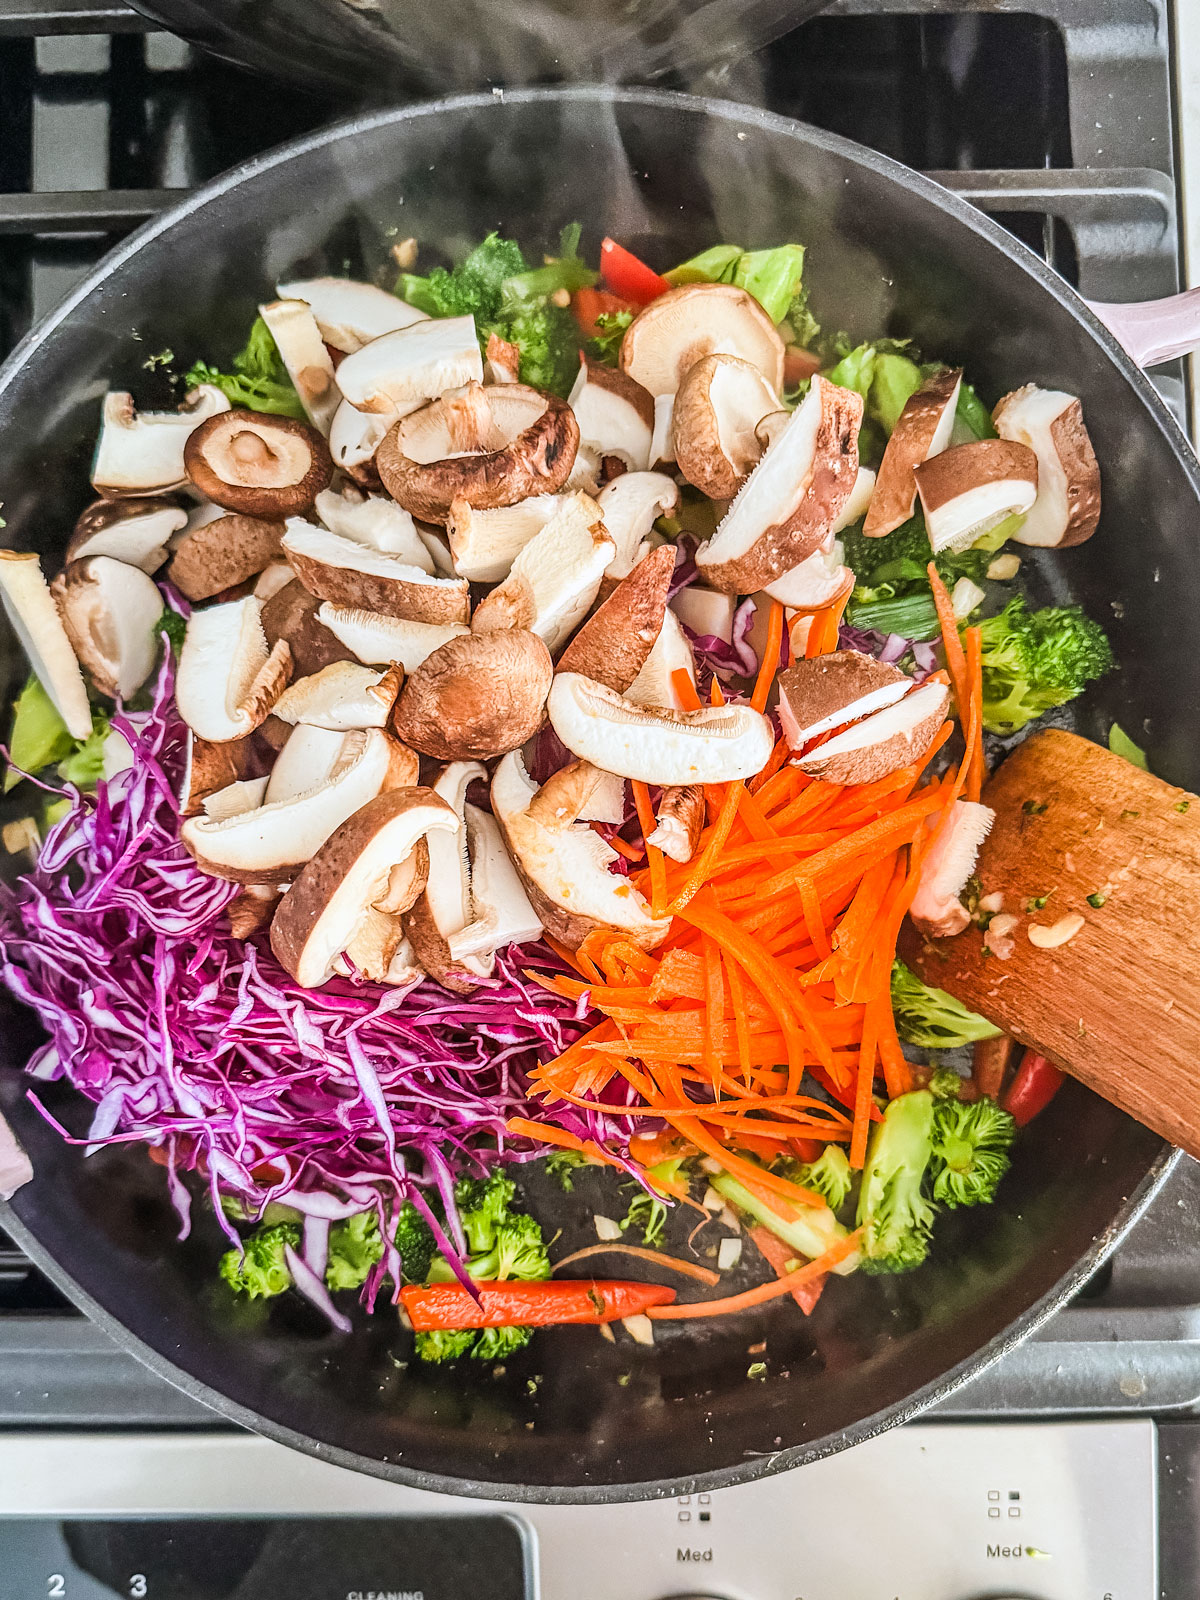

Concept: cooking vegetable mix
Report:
left=0, top=221, right=1119, bottom=1363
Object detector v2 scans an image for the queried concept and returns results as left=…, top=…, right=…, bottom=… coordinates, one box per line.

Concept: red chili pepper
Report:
left=599, top=239, right=671, bottom=306
left=571, top=285, right=636, bottom=338
left=1001, top=1050, right=1065, bottom=1126
left=400, top=1279, right=676, bottom=1331
left=783, top=345, right=822, bottom=387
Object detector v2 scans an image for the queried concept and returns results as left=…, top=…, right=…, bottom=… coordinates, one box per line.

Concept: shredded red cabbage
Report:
left=681, top=597, right=759, bottom=692
left=0, top=658, right=639, bottom=1266
left=839, top=622, right=938, bottom=680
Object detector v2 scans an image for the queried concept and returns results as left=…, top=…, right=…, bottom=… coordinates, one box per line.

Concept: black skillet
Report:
left=0, top=88, right=1190, bottom=1502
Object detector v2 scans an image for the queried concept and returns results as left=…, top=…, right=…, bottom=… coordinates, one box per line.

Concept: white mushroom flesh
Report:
left=763, top=541, right=851, bottom=611
left=472, top=492, right=614, bottom=652
left=832, top=465, right=877, bottom=533
left=329, top=398, right=395, bottom=473
left=69, top=505, right=186, bottom=572
left=447, top=804, right=543, bottom=961
left=202, top=776, right=270, bottom=821
left=596, top=471, right=679, bottom=581
left=800, top=680, right=949, bottom=763
left=314, top=488, right=434, bottom=570
left=92, top=386, right=230, bottom=496
left=0, top=552, right=93, bottom=739
left=992, top=385, right=1098, bottom=548
left=272, top=660, right=397, bottom=730
left=259, top=299, right=340, bottom=435
left=421, top=760, right=491, bottom=978
left=175, top=595, right=288, bottom=743
left=650, top=394, right=676, bottom=466
left=626, top=607, right=697, bottom=711
left=334, top=316, right=484, bottom=413
left=276, top=276, right=428, bottom=353
left=568, top=365, right=652, bottom=471
left=317, top=603, right=467, bottom=669
left=264, top=722, right=348, bottom=804
left=911, top=800, right=995, bottom=937
left=53, top=554, right=163, bottom=701
left=575, top=768, right=626, bottom=825
left=447, top=495, right=564, bottom=583
left=282, top=520, right=470, bottom=622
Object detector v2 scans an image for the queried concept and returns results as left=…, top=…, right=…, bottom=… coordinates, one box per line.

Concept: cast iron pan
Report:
left=0, top=88, right=1187, bottom=1502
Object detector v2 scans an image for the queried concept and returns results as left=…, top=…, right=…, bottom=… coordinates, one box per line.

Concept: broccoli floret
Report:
left=454, top=1171, right=517, bottom=1255
left=326, top=1210, right=384, bottom=1292
left=414, top=1328, right=477, bottom=1362
left=184, top=316, right=306, bottom=419
left=856, top=1090, right=937, bottom=1274
left=709, top=1167, right=850, bottom=1263
left=930, top=1097, right=1016, bottom=1209
left=621, top=1189, right=668, bottom=1249
left=473, top=1323, right=535, bottom=1360
left=976, top=597, right=1113, bottom=736
left=588, top=309, right=632, bottom=366
left=459, top=1211, right=552, bottom=1283
left=394, top=1201, right=436, bottom=1284
left=500, top=299, right=580, bottom=395
left=890, top=960, right=1002, bottom=1050
left=544, top=1149, right=587, bottom=1191
left=401, top=232, right=528, bottom=321
left=218, top=1221, right=300, bottom=1299
left=158, top=607, right=187, bottom=659
left=793, top=1145, right=854, bottom=1210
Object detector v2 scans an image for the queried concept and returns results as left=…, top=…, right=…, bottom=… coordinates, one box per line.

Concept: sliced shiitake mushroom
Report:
left=626, top=607, right=697, bottom=711
left=547, top=672, right=774, bottom=786
left=264, top=723, right=352, bottom=805
left=620, top=283, right=785, bottom=397
left=272, top=660, right=402, bottom=731
left=792, top=679, right=950, bottom=786
left=253, top=560, right=296, bottom=602
left=269, top=787, right=459, bottom=989
left=180, top=728, right=275, bottom=817
left=403, top=760, right=491, bottom=994
left=446, top=804, right=543, bottom=963
left=568, top=357, right=654, bottom=473
left=316, top=603, right=467, bottom=671
left=50, top=556, right=163, bottom=701
left=334, top=316, right=483, bottom=413
left=390, top=629, right=553, bottom=762
left=776, top=650, right=914, bottom=751
left=275, top=276, right=427, bottom=354
left=92, top=385, right=230, bottom=497
left=166, top=514, right=285, bottom=601
left=910, top=799, right=995, bottom=938
left=672, top=354, right=780, bottom=500
left=282, top=521, right=470, bottom=626
left=261, top=578, right=353, bottom=677
left=376, top=382, right=580, bottom=524
left=67, top=498, right=186, bottom=573
left=695, top=375, right=863, bottom=594
left=596, top=471, right=679, bottom=585
left=313, top=487, right=434, bottom=569
left=914, top=439, right=1039, bottom=554
left=469, top=491, right=613, bottom=652
left=645, top=784, right=705, bottom=864
left=258, top=299, right=339, bottom=435
left=184, top=410, right=332, bottom=518
left=329, top=398, right=392, bottom=481
left=992, top=384, right=1102, bottom=547
left=175, top=595, right=292, bottom=743
left=554, top=542, right=675, bottom=692
left=0, top=551, right=92, bottom=739
left=485, top=332, right=522, bottom=385
left=863, top=368, right=962, bottom=538
left=447, top=494, right=564, bottom=583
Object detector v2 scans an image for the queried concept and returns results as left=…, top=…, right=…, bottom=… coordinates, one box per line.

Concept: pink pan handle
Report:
left=1087, top=287, right=1200, bottom=369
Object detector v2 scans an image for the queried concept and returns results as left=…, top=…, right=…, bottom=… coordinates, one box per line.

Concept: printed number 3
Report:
left=48, top=1578, right=65, bottom=1598
left=130, top=1578, right=148, bottom=1599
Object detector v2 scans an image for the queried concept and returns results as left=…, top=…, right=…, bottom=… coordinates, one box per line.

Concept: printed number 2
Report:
left=48, top=1579, right=65, bottom=1598
left=130, top=1579, right=148, bottom=1599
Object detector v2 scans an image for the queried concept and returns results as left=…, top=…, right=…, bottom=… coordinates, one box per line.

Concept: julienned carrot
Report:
left=401, top=1278, right=677, bottom=1330
left=631, top=779, right=667, bottom=916
left=928, top=562, right=971, bottom=726
left=672, top=667, right=703, bottom=712
left=646, top=1231, right=862, bottom=1318
left=505, top=1117, right=626, bottom=1171
left=748, top=1223, right=829, bottom=1314
left=963, top=623, right=986, bottom=804
left=752, top=600, right=785, bottom=711
left=670, top=780, right=744, bottom=912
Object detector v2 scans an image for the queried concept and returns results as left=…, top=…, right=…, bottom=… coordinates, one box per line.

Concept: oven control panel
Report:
left=0, top=1420, right=1155, bottom=1600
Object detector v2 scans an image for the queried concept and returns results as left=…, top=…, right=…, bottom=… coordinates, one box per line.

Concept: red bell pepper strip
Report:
left=599, top=238, right=671, bottom=306
left=1001, top=1050, right=1065, bottom=1126
left=400, top=1279, right=676, bottom=1330
left=571, top=286, right=635, bottom=338
left=747, top=1224, right=827, bottom=1315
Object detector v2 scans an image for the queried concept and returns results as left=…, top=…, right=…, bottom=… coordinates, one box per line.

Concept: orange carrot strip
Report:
left=927, top=562, right=971, bottom=726
left=669, top=780, right=744, bottom=913
left=963, top=623, right=986, bottom=804
left=710, top=677, right=726, bottom=706
left=631, top=779, right=667, bottom=916
left=504, top=1118, right=626, bottom=1172
left=750, top=737, right=792, bottom=795
left=646, top=1231, right=862, bottom=1318
left=850, top=992, right=880, bottom=1170
left=601, top=827, right=645, bottom=863
left=724, top=955, right=754, bottom=1082
left=751, top=600, right=785, bottom=711
left=671, top=668, right=703, bottom=712
left=702, top=934, right=724, bottom=1090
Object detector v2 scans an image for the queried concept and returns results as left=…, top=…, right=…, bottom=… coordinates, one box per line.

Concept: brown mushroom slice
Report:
left=620, top=283, right=785, bottom=397
left=269, top=787, right=459, bottom=989
left=694, top=375, right=863, bottom=595
left=548, top=672, right=775, bottom=786
left=446, top=493, right=564, bottom=583
left=329, top=398, right=394, bottom=477
left=554, top=542, right=675, bottom=692
left=281, top=521, right=470, bottom=625
left=334, top=316, right=484, bottom=414
left=316, top=603, right=467, bottom=671
left=275, top=276, right=427, bottom=354
left=568, top=357, right=654, bottom=472
left=992, top=384, right=1102, bottom=548
left=862, top=368, right=962, bottom=538
left=794, top=680, right=950, bottom=785
left=253, top=560, right=296, bottom=602
left=491, top=751, right=669, bottom=951
left=181, top=727, right=405, bottom=883
left=228, top=886, right=282, bottom=942
left=403, top=760, right=491, bottom=992
left=645, top=784, right=705, bottom=864
left=596, top=472, right=680, bottom=583
left=447, top=804, right=544, bottom=963
left=261, top=579, right=353, bottom=677
left=202, top=775, right=270, bottom=822
left=336, top=906, right=408, bottom=983
left=914, top=439, right=1039, bottom=555
left=673, top=354, right=780, bottom=500
left=272, top=660, right=401, bottom=731
left=391, top=629, right=553, bottom=761
left=763, top=542, right=854, bottom=612
left=180, top=729, right=270, bottom=816
left=377, top=383, right=580, bottom=524
left=832, top=464, right=877, bottom=533
left=67, top=499, right=186, bottom=573
left=776, top=650, right=913, bottom=751
left=184, top=410, right=333, bottom=518
left=910, top=799, right=995, bottom=938
left=0, top=552, right=92, bottom=739
left=258, top=300, right=339, bottom=435
left=313, top=488, right=434, bottom=570
left=470, top=492, right=614, bottom=652
left=91, top=386, right=230, bottom=497
left=50, top=556, right=162, bottom=700
left=626, top=607, right=697, bottom=711
left=175, top=596, right=292, bottom=743
left=264, top=723, right=349, bottom=805
left=166, top=513, right=285, bottom=601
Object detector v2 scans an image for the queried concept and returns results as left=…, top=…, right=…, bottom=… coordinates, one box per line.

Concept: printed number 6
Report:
left=48, top=1578, right=66, bottom=1598
left=130, top=1578, right=148, bottom=1599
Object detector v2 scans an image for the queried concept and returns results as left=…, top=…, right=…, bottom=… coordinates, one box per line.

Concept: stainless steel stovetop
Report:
left=2, top=0, right=1199, bottom=1593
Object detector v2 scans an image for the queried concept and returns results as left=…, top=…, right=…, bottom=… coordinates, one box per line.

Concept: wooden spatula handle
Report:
left=906, top=729, right=1200, bottom=1157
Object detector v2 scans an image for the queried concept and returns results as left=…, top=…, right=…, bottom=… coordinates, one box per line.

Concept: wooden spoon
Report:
left=905, top=728, right=1200, bottom=1156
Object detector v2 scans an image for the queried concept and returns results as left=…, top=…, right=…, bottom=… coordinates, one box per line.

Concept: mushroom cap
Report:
left=914, top=438, right=1039, bottom=554
left=619, top=283, right=785, bottom=397
left=181, top=726, right=408, bottom=883
left=269, top=787, right=458, bottom=989
left=376, top=383, right=580, bottom=524
left=470, top=491, right=614, bottom=653
left=272, top=660, right=401, bottom=731
left=176, top=595, right=292, bottom=744
left=491, top=751, right=669, bottom=951
left=0, top=550, right=93, bottom=740
left=645, top=783, right=705, bottom=864
left=673, top=354, right=780, bottom=500
left=67, top=498, right=186, bottom=573
left=91, top=386, right=230, bottom=497
left=184, top=410, right=333, bottom=519
left=50, top=555, right=163, bottom=701
left=282, top=520, right=470, bottom=626
left=795, top=679, right=950, bottom=785
left=776, top=650, right=912, bottom=750
left=260, top=578, right=354, bottom=677
left=275, top=276, right=427, bottom=354
left=910, top=799, right=995, bottom=938
left=390, top=629, right=553, bottom=762
left=313, top=488, right=433, bottom=570
left=485, top=331, right=522, bottom=384
left=316, top=603, right=468, bottom=671
left=554, top=542, right=675, bottom=692
left=334, top=315, right=484, bottom=413
left=695, top=375, right=863, bottom=594
left=166, top=513, right=285, bottom=601
left=595, top=471, right=680, bottom=583
left=258, top=299, right=339, bottom=435
left=446, top=493, right=564, bottom=583
left=992, top=384, right=1102, bottom=548
left=568, top=357, right=654, bottom=472
left=548, top=672, right=775, bottom=785
left=179, top=729, right=276, bottom=816
left=626, top=606, right=697, bottom=711
left=862, top=367, right=962, bottom=538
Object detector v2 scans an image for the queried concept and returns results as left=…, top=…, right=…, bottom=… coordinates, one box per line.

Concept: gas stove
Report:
left=2, top=0, right=1199, bottom=1594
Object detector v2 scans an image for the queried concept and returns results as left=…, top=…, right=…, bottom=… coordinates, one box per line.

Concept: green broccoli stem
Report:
left=846, top=591, right=941, bottom=641
left=856, top=1090, right=937, bottom=1273
left=708, top=1171, right=858, bottom=1276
